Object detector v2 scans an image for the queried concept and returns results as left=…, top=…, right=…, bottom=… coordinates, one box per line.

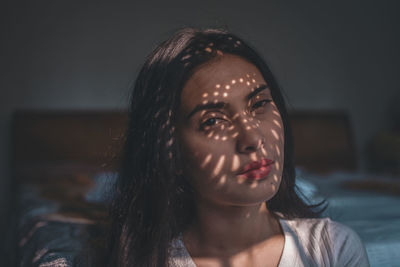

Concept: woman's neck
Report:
left=182, top=200, right=282, bottom=257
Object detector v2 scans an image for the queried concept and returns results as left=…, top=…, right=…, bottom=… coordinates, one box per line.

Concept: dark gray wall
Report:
left=1, top=0, right=399, bottom=262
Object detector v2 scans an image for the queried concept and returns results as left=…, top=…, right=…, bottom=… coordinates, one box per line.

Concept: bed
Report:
left=9, top=110, right=400, bottom=267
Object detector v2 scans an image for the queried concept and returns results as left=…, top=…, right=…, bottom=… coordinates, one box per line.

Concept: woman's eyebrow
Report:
left=186, top=84, right=269, bottom=119
left=186, top=102, right=228, bottom=119
left=246, top=84, right=269, bottom=100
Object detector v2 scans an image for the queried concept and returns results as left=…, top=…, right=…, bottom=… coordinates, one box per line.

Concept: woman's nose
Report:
left=235, top=116, right=264, bottom=154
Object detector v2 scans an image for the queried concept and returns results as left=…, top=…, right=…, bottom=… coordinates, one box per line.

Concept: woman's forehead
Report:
left=181, top=55, right=267, bottom=105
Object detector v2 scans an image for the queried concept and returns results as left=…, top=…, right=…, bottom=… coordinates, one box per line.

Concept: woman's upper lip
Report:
left=238, top=158, right=274, bottom=174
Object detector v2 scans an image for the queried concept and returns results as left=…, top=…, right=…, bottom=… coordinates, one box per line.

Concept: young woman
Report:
left=105, top=28, right=370, bottom=266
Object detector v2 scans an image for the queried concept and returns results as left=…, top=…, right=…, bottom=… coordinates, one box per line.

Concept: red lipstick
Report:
left=238, top=158, right=274, bottom=180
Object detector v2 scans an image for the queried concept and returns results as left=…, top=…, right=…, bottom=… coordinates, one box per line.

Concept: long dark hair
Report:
left=106, top=27, right=326, bottom=267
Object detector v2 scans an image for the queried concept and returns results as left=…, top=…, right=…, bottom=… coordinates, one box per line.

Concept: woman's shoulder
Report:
left=280, top=217, right=370, bottom=266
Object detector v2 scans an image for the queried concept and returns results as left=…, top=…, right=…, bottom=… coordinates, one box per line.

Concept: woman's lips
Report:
left=237, top=158, right=274, bottom=180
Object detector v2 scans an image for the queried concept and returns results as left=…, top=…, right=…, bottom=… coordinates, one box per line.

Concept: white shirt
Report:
left=169, top=217, right=370, bottom=267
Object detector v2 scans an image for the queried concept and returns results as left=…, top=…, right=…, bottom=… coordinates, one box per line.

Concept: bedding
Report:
left=16, top=169, right=400, bottom=267
left=296, top=169, right=400, bottom=267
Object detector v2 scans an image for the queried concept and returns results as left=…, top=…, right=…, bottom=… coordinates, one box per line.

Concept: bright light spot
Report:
left=231, top=80, right=236, bottom=84
left=207, top=131, right=214, bottom=138
left=212, top=155, right=226, bottom=177
left=231, top=132, right=239, bottom=138
left=216, top=84, right=221, bottom=88
left=246, top=74, right=250, bottom=78
left=261, top=146, right=267, bottom=156
left=202, top=93, right=208, bottom=98
left=218, top=174, right=227, bottom=185
left=246, top=81, right=251, bottom=86
left=252, top=79, right=256, bottom=83
left=274, top=161, right=280, bottom=170
left=239, top=78, right=244, bottom=83
left=250, top=153, right=257, bottom=161
left=225, top=85, right=230, bottom=89
left=273, top=119, right=282, bottom=128
left=214, top=135, right=220, bottom=140
left=243, top=119, right=248, bottom=123
left=223, top=92, right=228, bottom=97
left=271, top=129, right=279, bottom=140
left=222, top=136, right=227, bottom=141
left=275, top=144, right=281, bottom=156
left=272, top=110, right=280, bottom=116
left=246, top=126, right=251, bottom=130
left=205, top=47, right=212, bottom=53
left=231, top=154, right=240, bottom=171
left=237, top=176, right=245, bottom=184
left=201, top=154, right=212, bottom=168
left=214, top=92, right=219, bottom=96
left=202, top=100, right=208, bottom=104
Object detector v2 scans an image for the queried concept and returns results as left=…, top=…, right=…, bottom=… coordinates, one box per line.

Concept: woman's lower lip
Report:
left=239, top=164, right=272, bottom=180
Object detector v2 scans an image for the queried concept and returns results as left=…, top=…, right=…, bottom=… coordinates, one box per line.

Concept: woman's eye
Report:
left=200, top=117, right=225, bottom=129
left=252, top=99, right=272, bottom=110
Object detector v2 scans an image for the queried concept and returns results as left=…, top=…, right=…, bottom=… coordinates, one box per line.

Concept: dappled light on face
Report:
left=271, top=183, right=276, bottom=191
left=261, top=146, right=268, bottom=157
left=274, top=161, right=280, bottom=171
left=250, top=153, right=258, bottom=161
left=201, top=154, right=212, bottom=168
left=178, top=55, right=286, bottom=206
left=273, top=119, right=282, bottom=129
left=217, top=174, right=227, bottom=186
left=212, top=155, right=226, bottom=177
left=275, top=144, right=281, bottom=157
left=231, top=154, right=240, bottom=171
left=271, top=129, right=279, bottom=141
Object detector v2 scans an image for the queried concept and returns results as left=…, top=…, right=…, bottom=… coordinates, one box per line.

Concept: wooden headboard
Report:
left=12, top=110, right=128, bottom=181
left=12, top=109, right=356, bottom=181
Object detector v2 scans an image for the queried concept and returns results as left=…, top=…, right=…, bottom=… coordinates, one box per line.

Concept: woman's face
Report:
left=176, top=54, right=284, bottom=207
